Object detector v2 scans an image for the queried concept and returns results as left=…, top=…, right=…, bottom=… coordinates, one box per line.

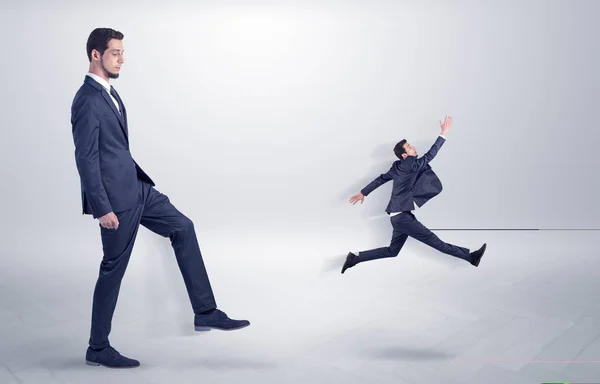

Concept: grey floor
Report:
left=1, top=228, right=600, bottom=384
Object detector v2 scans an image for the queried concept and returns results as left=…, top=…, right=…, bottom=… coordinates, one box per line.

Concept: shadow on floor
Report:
left=366, top=346, right=456, bottom=361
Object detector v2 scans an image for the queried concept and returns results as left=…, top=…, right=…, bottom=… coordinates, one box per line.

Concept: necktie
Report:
left=109, top=86, right=128, bottom=139
left=109, top=86, right=121, bottom=114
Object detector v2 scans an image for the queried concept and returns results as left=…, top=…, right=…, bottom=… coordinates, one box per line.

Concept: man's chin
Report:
left=104, top=70, right=120, bottom=79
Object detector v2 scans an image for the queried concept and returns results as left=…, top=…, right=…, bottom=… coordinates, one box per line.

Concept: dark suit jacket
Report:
left=360, top=136, right=445, bottom=213
left=71, top=76, right=154, bottom=218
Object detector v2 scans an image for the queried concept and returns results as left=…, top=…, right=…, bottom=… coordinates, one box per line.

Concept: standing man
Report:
left=342, top=116, right=486, bottom=274
left=71, top=28, right=249, bottom=369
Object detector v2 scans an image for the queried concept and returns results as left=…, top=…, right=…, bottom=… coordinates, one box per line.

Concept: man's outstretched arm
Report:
left=349, top=165, right=394, bottom=205
left=411, top=116, right=453, bottom=171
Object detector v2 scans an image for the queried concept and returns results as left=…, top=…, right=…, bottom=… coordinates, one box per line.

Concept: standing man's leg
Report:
left=138, top=181, right=249, bottom=331
left=341, top=216, right=409, bottom=273
left=86, top=197, right=144, bottom=367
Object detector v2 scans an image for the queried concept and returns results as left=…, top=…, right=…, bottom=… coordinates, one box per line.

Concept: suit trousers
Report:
left=89, top=178, right=217, bottom=349
left=358, top=211, right=472, bottom=263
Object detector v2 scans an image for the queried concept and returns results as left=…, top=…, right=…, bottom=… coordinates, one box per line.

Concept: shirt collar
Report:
left=86, top=72, right=112, bottom=93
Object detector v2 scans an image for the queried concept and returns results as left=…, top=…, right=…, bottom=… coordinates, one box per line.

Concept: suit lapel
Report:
left=101, top=90, right=125, bottom=127
left=84, top=76, right=128, bottom=141
left=109, top=87, right=129, bottom=140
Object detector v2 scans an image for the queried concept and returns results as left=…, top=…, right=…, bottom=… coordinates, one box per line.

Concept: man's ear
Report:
left=401, top=153, right=407, bottom=160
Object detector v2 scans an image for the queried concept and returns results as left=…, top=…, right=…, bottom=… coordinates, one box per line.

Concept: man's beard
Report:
left=101, top=59, right=119, bottom=79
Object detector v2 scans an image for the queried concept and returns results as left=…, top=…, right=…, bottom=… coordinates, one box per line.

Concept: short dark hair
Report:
left=393, top=139, right=408, bottom=159
left=86, top=28, right=124, bottom=62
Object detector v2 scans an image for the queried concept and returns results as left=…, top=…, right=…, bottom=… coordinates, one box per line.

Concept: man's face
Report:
left=97, top=38, right=124, bottom=79
left=402, top=142, right=417, bottom=158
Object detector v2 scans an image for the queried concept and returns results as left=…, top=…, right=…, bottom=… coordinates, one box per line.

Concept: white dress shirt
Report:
left=86, top=72, right=121, bottom=113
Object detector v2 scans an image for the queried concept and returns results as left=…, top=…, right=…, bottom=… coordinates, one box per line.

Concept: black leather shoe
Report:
left=194, top=309, right=250, bottom=331
left=341, top=252, right=358, bottom=274
left=85, top=346, right=140, bottom=368
left=470, top=243, right=487, bottom=267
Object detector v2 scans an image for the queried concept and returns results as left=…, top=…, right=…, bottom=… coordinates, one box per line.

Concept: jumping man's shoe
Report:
left=341, top=252, right=359, bottom=274
left=470, top=243, right=487, bottom=267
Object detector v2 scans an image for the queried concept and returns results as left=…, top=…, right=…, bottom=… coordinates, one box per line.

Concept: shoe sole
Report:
left=194, top=323, right=251, bottom=332
left=85, top=361, right=140, bottom=368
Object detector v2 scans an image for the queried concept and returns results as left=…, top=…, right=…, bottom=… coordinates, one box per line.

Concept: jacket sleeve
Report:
left=360, top=165, right=394, bottom=196
left=411, top=136, right=446, bottom=172
left=71, top=95, right=112, bottom=218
